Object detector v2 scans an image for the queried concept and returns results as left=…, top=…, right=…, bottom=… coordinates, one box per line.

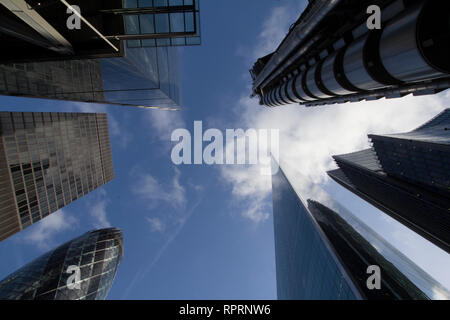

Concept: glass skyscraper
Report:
left=0, top=228, right=123, bottom=300
left=123, top=0, right=201, bottom=48
left=369, top=109, right=450, bottom=196
left=0, top=45, right=181, bottom=109
left=0, top=1, right=202, bottom=62
left=101, top=46, right=181, bottom=108
left=0, top=60, right=105, bottom=103
left=272, top=160, right=450, bottom=300
left=0, top=112, right=114, bottom=242
left=329, top=109, right=450, bottom=253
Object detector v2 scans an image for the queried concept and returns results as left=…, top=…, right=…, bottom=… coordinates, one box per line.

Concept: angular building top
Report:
left=0, top=0, right=202, bottom=63
left=329, top=109, right=450, bottom=253
left=369, top=109, right=450, bottom=195
left=273, top=160, right=450, bottom=299
left=0, top=228, right=123, bottom=300
left=0, top=112, right=114, bottom=242
left=250, top=0, right=450, bottom=107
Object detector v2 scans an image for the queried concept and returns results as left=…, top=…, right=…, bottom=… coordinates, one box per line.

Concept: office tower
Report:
left=0, top=45, right=181, bottom=108
left=100, top=46, right=181, bottom=108
left=0, top=59, right=105, bottom=103
left=272, top=160, right=450, bottom=299
left=0, top=112, right=114, bottom=242
left=0, top=228, right=123, bottom=300
left=250, top=0, right=450, bottom=107
left=328, top=109, right=450, bottom=253
left=122, top=0, right=201, bottom=48
left=0, top=0, right=201, bottom=63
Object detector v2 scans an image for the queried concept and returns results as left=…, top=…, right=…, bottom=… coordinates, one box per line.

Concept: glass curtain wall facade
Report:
left=0, top=60, right=105, bottom=102
left=272, top=160, right=450, bottom=300
left=123, top=0, right=201, bottom=47
left=0, top=112, right=114, bottom=242
left=272, top=164, right=359, bottom=300
left=0, top=45, right=181, bottom=108
left=369, top=109, right=450, bottom=196
left=101, top=46, right=181, bottom=107
left=329, top=109, right=450, bottom=254
left=0, top=228, right=123, bottom=300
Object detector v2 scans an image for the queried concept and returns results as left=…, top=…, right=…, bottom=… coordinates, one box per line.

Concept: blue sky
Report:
left=0, top=0, right=449, bottom=300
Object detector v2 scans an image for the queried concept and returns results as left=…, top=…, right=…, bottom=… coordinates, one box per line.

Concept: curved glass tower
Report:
left=0, top=228, right=123, bottom=300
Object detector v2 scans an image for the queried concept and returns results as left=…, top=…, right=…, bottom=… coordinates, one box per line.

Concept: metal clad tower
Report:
left=250, top=0, right=450, bottom=107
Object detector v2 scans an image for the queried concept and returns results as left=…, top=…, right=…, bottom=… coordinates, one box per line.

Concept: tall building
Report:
left=100, top=46, right=181, bottom=108
left=369, top=109, right=450, bottom=196
left=328, top=109, right=450, bottom=253
left=0, top=0, right=201, bottom=63
left=0, top=1, right=200, bottom=109
left=0, top=228, right=123, bottom=300
left=0, top=112, right=114, bottom=242
left=0, top=59, right=105, bottom=103
left=0, top=45, right=181, bottom=109
left=272, top=160, right=450, bottom=299
left=250, top=0, right=450, bottom=107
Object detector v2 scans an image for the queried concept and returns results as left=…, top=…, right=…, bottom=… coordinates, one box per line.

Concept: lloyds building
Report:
left=250, top=0, right=450, bottom=107
left=0, top=112, right=114, bottom=242
left=0, top=228, right=123, bottom=300
left=272, top=160, right=450, bottom=300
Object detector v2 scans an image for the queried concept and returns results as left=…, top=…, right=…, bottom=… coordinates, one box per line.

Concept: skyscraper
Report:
left=100, top=46, right=181, bottom=108
left=0, top=0, right=201, bottom=63
left=0, top=1, right=200, bottom=109
left=272, top=160, right=450, bottom=300
left=328, top=109, right=450, bottom=253
left=0, top=112, right=114, bottom=242
left=0, top=45, right=181, bottom=109
left=250, top=0, right=450, bottom=107
left=0, top=59, right=105, bottom=103
left=0, top=228, right=123, bottom=300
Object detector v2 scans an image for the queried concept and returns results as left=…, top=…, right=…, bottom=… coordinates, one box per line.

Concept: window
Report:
left=140, top=14, right=155, bottom=34
left=155, top=13, right=170, bottom=33
left=124, top=15, right=140, bottom=35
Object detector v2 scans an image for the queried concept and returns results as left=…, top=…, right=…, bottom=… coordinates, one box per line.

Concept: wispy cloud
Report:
left=236, top=0, right=306, bottom=63
left=22, top=209, right=78, bottom=250
left=121, top=196, right=203, bottom=299
left=146, top=217, right=166, bottom=233
left=89, top=189, right=111, bottom=229
left=145, top=110, right=185, bottom=142
left=133, top=168, right=186, bottom=209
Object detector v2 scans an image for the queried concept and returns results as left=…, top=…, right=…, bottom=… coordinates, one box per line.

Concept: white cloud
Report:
left=145, top=110, right=185, bottom=141
left=22, top=209, right=78, bottom=250
left=225, top=1, right=449, bottom=223
left=222, top=0, right=450, bottom=292
left=133, top=168, right=186, bottom=209
left=146, top=217, right=165, bottom=233
left=237, top=1, right=307, bottom=63
left=222, top=89, right=448, bottom=219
